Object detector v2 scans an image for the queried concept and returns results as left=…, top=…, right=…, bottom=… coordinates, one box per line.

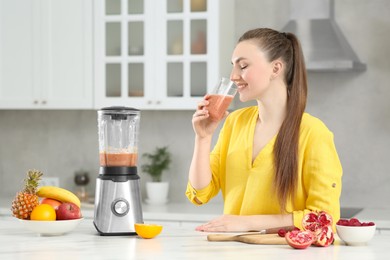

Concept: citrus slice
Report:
left=30, top=204, right=56, bottom=221
left=134, top=223, right=163, bottom=239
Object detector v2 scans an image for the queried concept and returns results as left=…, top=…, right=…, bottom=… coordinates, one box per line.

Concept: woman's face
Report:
left=230, top=40, right=274, bottom=102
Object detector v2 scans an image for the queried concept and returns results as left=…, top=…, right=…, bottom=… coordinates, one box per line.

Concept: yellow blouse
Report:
left=186, top=106, right=343, bottom=230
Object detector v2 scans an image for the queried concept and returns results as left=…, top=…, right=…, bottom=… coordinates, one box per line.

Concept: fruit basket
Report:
left=11, top=170, right=84, bottom=236
left=19, top=218, right=83, bottom=236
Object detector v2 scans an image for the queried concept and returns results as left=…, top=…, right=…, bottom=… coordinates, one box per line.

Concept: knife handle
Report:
left=207, top=234, right=239, bottom=242
left=264, top=225, right=295, bottom=234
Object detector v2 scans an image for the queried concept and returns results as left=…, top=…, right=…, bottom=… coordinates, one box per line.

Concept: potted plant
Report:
left=141, top=146, right=172, bottom=205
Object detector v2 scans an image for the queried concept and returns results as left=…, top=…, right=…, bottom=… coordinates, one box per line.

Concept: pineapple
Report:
left=11, top=169, right=43, bottom=219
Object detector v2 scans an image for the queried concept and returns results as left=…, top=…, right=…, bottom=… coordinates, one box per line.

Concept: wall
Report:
left=1, top=0, right=389, bottom=208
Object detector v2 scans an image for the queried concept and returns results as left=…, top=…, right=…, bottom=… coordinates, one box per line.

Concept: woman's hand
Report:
left=195, top=214, right=294, bottom=233
left=192, top=95, right=227, bottom=138
left=195, top=215, right=253, bottom=232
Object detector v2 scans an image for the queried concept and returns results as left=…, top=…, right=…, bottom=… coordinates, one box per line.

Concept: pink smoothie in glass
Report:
left=206, top=94, right=234, bottom=121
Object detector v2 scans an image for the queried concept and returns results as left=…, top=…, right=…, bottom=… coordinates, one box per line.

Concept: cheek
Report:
left=241, top=69, right=256, bottom=83
left=243, top=68, right=269, bottom=86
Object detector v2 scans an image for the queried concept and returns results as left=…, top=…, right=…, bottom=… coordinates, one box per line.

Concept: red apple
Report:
left=56, top=202, right=82, bottom=220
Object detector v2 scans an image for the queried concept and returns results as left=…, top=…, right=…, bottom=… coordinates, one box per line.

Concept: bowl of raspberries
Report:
left=336, top=218, right=376, bottom=246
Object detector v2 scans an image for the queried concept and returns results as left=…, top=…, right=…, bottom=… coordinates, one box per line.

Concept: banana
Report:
left=37, top=186, right=81, bottom=208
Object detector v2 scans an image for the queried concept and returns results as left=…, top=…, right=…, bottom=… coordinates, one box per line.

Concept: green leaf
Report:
left=141, top=146, right=171, bottom=182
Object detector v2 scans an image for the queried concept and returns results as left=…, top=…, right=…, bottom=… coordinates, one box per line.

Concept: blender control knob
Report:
left=111, top=199, right=130, bottom=216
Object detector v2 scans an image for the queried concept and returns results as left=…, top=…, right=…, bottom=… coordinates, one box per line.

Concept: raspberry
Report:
left=362, top=222, right=375, bottom=226
left=278, top=228, right=287, bottom=237
left=337, top=218, right=375, bottom=227
left=336, top=219, right=350, bottom=226
left=349, top=218, right=361, bottom=226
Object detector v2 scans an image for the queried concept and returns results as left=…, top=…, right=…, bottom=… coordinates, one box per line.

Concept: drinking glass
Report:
left=205, top=77, right=237, bottom=121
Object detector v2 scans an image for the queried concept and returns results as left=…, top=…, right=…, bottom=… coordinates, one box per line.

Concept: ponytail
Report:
left=273, top=32, right=307, bottom=212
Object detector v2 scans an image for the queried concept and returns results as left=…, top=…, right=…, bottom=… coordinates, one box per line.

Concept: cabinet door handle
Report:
left=147, top=100, right=152, bottom=105
left=156, top=100, right=161, bottom=105
left=41, top=100, right=47, bottom=105
left=33, top=100, right=39, bottom=105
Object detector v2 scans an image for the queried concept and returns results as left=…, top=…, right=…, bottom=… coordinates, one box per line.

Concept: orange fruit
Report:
left=134, top=223, right=163, bottom=239
left=40, top=198, right=62, bottom=210
left=30, top=204, right=56, bottom=221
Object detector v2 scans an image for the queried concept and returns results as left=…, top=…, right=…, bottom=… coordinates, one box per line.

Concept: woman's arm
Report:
left=195, top=214, right=294, bottom=232
left=187, top=97, right=227, bottom=201
left=188, top=135, right=213, bottom=190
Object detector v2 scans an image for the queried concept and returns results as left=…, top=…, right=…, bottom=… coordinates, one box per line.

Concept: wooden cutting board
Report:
left=207, top=233, right=287, bottom=245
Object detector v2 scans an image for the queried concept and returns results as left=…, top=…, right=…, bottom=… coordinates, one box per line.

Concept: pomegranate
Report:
left=302, top=212, right=319, bottom=232
left=302, top=211, right=333, bottom=231
left=285, top=230, right=315, bottom=249
left=317, top=211, right=333, bottom=227
left=313, top=225, right=334, bottom=246
left=302, top=211, right=334, bottom=247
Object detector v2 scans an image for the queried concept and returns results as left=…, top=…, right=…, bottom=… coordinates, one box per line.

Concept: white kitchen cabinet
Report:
left=94, top=0, right=234, bottom=110
left=0, top=0, right=93, bottom=109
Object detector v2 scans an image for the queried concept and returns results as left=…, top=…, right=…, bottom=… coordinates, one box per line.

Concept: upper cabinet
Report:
left=94, top=0, right=234, bottom=110
left=0, top=0, right=93, bottom=109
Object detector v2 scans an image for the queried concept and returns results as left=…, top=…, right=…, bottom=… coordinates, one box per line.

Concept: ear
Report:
left=271, top=60, right=283, bottom=79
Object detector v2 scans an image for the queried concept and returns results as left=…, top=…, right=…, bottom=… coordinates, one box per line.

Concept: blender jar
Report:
left=98, top=107, right=140, bottom=167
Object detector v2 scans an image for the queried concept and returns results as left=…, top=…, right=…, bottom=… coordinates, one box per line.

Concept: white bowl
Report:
left=19, top=218, right=83, bottom=236
left=336, top=224, right=376, bottom=246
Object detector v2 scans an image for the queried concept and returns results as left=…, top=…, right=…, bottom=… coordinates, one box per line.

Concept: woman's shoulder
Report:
left=301, top=113, right=333, bottom=136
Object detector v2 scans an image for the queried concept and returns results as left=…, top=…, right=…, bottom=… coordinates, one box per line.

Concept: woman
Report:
left=186, top=28, right=342, bottom=232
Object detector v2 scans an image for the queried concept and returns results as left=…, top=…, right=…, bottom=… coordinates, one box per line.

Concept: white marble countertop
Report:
left=0, top=216, right=389, bottom=259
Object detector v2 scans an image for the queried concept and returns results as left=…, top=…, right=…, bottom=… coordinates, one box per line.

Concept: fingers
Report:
left=195, top=221, right=227, bottom=232
left=193, top=99, right=210, bottom=119
left=197, top=98, right=209, bottom=110
left=192, top=109, right=209, bottom=119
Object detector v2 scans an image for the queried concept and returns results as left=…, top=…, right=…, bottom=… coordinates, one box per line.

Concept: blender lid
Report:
left=98, top=106, right=140, bottom=120
left=100, top=106, right=139, bottom=112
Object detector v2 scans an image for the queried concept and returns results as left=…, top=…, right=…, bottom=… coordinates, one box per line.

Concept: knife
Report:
left=258, top=225, right=295, bottom=235
left=207, top=225, right=294, bottom=242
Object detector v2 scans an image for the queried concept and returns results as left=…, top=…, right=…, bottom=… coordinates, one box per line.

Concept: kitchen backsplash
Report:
left=0, top=110, right=225, bottom=204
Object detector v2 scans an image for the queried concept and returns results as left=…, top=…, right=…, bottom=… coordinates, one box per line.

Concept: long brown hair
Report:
left=238, top=28, right=308, bottom=211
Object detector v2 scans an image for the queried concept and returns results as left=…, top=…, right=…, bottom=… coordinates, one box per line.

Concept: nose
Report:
left=230, top=67, right=241, bottom=82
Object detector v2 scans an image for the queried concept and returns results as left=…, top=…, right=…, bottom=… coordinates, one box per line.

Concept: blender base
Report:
left=93, top=221, right=138, bottom=236
left=93, top=175, right=143, bottom=235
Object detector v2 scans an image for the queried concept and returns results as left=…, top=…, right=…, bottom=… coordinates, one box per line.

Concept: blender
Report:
left=93, top=107, right=143, bottom=235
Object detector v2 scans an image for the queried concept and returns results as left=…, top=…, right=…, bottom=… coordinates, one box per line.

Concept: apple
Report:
left=56, top=202, right=82, bottom=220
left=40, top=198, right=62, bottom=210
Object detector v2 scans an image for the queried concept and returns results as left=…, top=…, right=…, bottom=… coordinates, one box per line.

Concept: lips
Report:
left=236, top=83, right=248, bottom=92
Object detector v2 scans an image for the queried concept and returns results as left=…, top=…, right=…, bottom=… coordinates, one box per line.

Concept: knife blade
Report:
left=207, top=225, right=294, bottom=242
